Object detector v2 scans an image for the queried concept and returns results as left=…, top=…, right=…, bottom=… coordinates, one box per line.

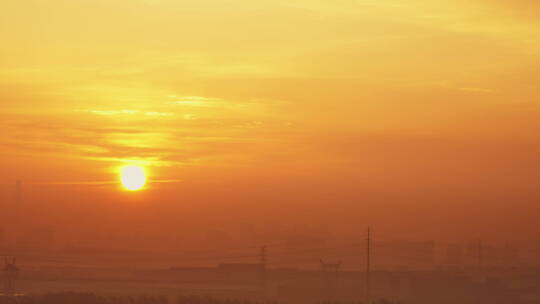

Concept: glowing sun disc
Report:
left=120, top=165, right=147, bottom=191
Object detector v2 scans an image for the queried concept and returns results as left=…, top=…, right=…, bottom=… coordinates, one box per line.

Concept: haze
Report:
left=1, top=0, right=540, bottom=253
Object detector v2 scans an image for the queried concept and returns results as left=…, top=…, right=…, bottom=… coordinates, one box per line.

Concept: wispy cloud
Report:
left=27, top=179, right=183, bottom=185
left=458, top=87, right=495, bottom=93
left=170, top=96, right=225, bottom=107
left=82, top=109, right=174, bottom=117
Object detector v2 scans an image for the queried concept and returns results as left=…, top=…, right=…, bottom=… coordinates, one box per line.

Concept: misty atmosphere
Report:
left=1, top=183, right=540, bottom=303
left=2, top=0, right=540, bottom=303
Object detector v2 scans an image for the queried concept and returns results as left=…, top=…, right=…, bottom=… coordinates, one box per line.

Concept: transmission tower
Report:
left=320, top=259, right=342, bottom=300
left=259, top=245, right=267, bottom=296
left=2, top=257, right=19, bottom=296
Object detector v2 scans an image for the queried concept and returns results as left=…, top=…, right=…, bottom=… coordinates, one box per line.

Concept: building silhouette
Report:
left=15, top=180, right=22, bottom=204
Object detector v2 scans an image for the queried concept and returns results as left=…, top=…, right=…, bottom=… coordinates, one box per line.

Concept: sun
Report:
left=120, top=165, right=147, bottom=191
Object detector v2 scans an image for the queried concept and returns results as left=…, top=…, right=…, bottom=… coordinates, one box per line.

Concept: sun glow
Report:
left=120, top=165, right=147, bottom=191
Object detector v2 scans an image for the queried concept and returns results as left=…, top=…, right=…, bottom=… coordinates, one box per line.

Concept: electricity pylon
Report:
left=3, top=257, right=19, bottom=296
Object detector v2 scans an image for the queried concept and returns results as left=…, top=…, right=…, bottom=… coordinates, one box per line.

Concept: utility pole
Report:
left=366, top=227, right=371, bottom=304
left=259, top=245, right=267, bottom=296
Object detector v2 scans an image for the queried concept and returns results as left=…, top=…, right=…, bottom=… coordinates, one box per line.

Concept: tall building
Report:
left=446, top=243, right=464, bottom=267
left=502, top=243, right=519, bottom=268
left=377, top=240, right=436, bottom=269
left=0, top=227, right=4, bottom=247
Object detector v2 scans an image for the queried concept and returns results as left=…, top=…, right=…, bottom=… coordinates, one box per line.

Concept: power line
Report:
left=174, top=254, right=259, bottom=262
left=271, top=244, right=366, bottom=257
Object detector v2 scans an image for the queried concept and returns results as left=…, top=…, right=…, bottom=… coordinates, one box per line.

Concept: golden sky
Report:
left=1, top=0, right=540, bottom=242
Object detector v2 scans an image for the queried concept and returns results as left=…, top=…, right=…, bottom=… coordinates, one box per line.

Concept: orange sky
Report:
left=1, top=0, right=540, bottom=246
